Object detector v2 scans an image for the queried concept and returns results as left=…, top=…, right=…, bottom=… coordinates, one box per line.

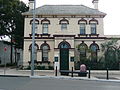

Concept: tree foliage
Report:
left=0, top=0, right=29, bottom=48
left=101, top=38, right=120, bottom=69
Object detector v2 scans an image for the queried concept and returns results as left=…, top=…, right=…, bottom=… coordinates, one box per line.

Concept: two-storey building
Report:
left=23, top=0, right=117, bottom=70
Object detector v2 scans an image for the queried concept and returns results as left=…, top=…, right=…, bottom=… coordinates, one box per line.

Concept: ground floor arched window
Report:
left=29, top=43, right=39, bottom=62
left=40, top=42, right=50, bottom=62
left=78, top=42, right=88, bottom=63
left=90, top=42, right=99, bottom=62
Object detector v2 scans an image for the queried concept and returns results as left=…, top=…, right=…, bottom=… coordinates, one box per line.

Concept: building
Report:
left=23, top=0, right=120, bottom=70
left=0, top=40, right=23, bottom=66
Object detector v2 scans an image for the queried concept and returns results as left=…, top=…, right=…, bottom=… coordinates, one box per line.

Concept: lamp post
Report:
left=31, top=0, right=36, bottom=76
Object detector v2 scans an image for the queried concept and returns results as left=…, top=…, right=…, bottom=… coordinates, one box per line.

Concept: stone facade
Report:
left=23, top=0, right=120, bottom=70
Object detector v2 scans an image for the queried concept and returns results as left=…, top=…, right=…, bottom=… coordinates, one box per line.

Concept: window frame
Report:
left=61, top=23, right=67, bottom=30
left=40, top=42, right=50, bottom=62
left=42, top=23, right=48, bottom=34
left=90, top=23, right=97, bottom=34
left=90, top=43, right=99, bottom=62
left=78, top=42, right=88, bottom=60
left=31, top=23, right=38, bottom=34
left=42, top=45, right=49, bottom=62
left=80, top=23, right=86, bottom=34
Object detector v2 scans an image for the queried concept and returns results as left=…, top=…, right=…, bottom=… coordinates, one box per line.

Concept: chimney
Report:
left=28, top=0, right=34, bottom=10
left=92, top=0, right=99, bottom=9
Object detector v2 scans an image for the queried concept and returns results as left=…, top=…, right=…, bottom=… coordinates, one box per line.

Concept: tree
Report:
left=101, top=38, right=120, bottom=69
left=0, top=0, right=29, bottom=48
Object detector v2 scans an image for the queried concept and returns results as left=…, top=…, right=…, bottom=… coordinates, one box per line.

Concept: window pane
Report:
left=91, top=23, right=96, bottom=34
left=42, top=45, right=49, bottom=61
left=31, top=23, right=38, bottom=34
left=91, top=45, right=97, bottom=52
left=80, top=23, right=85, bottom=34
left=61, top=23, right=67, bottom=30
left=42, top=24, right=48, bottom=34
left=90, top=44, right=98, bottom=62
left=30, top=45, right=37, bottom=61
left=79, top=44, right=86, bottom=57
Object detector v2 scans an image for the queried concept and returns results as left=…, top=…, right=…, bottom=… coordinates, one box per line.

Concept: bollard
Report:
left=106, top=68, right=109, bottom=80
left=71, top=67, right=73, bottom=77
left=55, top=66, right=57, bottom=76
left=88, top=67, right=91, bottom=78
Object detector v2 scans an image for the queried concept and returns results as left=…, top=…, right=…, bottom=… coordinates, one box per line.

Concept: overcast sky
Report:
left=21, top=0, right=120, bottom=35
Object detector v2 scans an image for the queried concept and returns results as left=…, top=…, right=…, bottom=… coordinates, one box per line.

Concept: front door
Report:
left=60, top=49, right=69, bottom=70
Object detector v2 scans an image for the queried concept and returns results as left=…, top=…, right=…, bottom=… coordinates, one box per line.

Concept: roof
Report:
left=23, top=5, right=106, bottom=16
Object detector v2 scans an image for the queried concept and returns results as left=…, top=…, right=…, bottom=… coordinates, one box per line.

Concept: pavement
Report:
left=0, top=67, right=120, bottom=82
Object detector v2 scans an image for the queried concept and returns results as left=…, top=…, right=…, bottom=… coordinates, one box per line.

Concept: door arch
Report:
left=58, top=41, right=71, bottom=70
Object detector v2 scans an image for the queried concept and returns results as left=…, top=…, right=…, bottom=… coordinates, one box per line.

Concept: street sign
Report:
left=4, top=47, right=7, bottom=51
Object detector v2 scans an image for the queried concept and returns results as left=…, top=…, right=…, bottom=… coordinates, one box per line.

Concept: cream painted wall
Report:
left=24, top=17, right=104, bottom=37
left=23, top=15, right=106, bottom=70
left=74, top=39, right=106, bottom=61
left=23, top=39, right=55, bottom=65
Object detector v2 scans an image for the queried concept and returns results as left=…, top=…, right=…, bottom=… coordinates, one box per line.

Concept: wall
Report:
left=24, top=17, right=104, bottom=37
left=0, top=41, right=23, bottom=65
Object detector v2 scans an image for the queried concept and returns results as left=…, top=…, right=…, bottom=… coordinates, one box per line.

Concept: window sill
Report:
left=40, top=34, right=50, bottom=37
left=89, top=34, right=99, bottom=37
left=78, top=34, right=88, bottom=37
left=29, top=34, right=39, bottom=37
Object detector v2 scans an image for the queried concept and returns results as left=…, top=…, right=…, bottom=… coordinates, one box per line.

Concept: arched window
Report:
left=78, top=18, right=87, bottom=34
left=29, top=43, right=39, bottom=61
left=78, top=42, right=88, bottom=62
left=58, top=41, right=71, bottom=49
left=41, top=18, right=50, bottom=34
left=105, top=47, right=116, bottom=69
left=90, top=42, right=99, bottom=62
left=59, top=18, right=69, bottom=30
left=30, top=19, right=39, bottom=34
left=40, top=42, right=50, bottom=62
left=89, top=18, right=98, bottom=34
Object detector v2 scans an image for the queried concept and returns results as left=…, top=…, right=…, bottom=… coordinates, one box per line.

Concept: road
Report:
left=0, top=77, right=120, bottom=90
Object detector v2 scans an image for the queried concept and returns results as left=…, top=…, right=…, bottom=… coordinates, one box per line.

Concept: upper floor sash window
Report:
left=89, top=18, right=98, bottom=35
left=42, top=23, right=48, bottom=34
left=31, top=23, right=38, bottom=34
left=90, top=23, right=97, bottom=34
left=61, top=23, right=67, bottom=30
left=30, top=19, right=39, bottom=34
left=80, top=23, right=86, bottom=34
left=41, top=18, right=50, bottom=34
left=59, top=18, right=69, bottom=31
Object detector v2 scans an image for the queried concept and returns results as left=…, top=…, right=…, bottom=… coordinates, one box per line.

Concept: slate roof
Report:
left=23, top=5, right=106, bottom=16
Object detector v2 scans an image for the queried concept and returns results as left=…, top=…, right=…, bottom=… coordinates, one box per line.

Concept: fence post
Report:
left=106, top=68, right=109, bottom=80
left=71, top=67, right=73, bottom=77
left=55, top=66, right=57, bottom=76
left=88, top=67, right=91, bottom=78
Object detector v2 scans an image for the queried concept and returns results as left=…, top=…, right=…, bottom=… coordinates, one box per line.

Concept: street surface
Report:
left=0, top=77, right=120, bottom=90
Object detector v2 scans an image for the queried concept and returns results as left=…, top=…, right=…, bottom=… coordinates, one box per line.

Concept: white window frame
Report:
left=80, top=23, right=86, bottom=34
left=90, top=23, right=97, bottom=34
left=61, top=23, right=67, bottom=30
left=42, top=23, right=48, bottom=34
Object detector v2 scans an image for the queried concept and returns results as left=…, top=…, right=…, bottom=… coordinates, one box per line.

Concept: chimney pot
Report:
left=28, top=0, right=34, bottom=10
left=92, top=0, right=99, bottom=9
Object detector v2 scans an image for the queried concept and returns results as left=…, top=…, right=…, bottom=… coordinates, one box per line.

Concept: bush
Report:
left=36, top=66, right=45, bottom=70
left=23, top=65, right=54, bottom=70
left=48, top=66, right=54, bottom=70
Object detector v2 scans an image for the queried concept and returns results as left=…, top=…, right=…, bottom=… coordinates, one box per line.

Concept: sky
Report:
left=21, top=0, right=120, bottom=35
